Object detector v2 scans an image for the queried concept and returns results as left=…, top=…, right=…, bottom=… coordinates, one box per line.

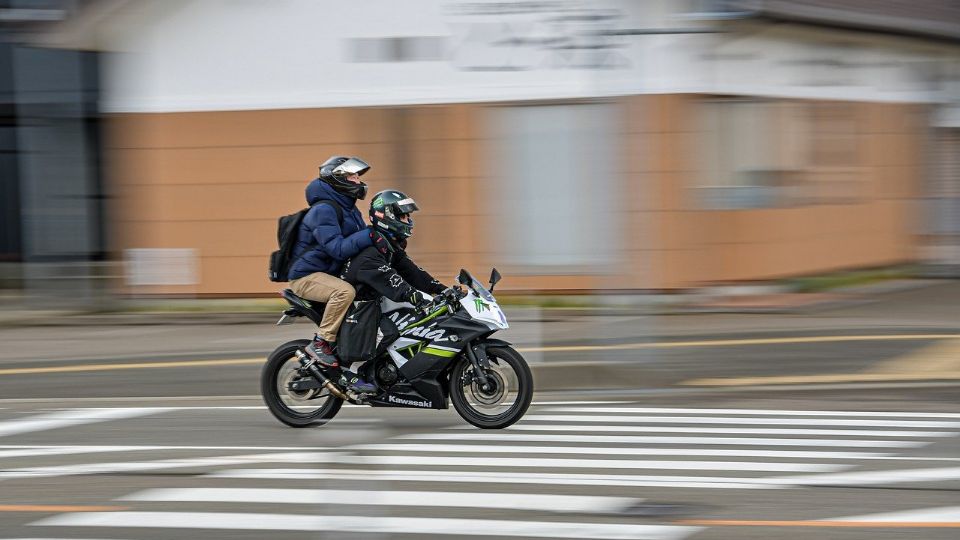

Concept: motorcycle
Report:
left=261, top=268, right=533, bottom=429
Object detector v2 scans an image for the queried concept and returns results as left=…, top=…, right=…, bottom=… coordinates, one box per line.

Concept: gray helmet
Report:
left=319, top=156, right=370, bottom=199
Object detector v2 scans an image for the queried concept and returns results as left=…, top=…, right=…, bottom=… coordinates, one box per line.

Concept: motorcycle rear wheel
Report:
left=261, top=339, right=343, bottom=428
left=450, top=345, right=533, bottom=429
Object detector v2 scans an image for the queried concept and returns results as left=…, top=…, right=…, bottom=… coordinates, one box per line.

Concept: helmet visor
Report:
left=395, top=197, right=419, bottom=214
left=333, top=158, right=371, bottom=178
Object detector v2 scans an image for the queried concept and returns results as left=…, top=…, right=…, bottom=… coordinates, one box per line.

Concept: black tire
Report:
left=261, top=339, right=343, bottom=428
left=449, top=345, right=533, bottom=429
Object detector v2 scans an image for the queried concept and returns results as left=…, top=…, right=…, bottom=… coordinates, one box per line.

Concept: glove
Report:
left=409, top=290, right=430, bottom=314
left=369, top=228, right=390, bottom=255
left=443, top=285, right=465, bottom=303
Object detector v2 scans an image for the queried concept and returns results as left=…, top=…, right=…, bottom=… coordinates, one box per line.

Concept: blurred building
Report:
left=1, top=0, right=106, bottom=303
left=6, top=0, right=960, bottom=297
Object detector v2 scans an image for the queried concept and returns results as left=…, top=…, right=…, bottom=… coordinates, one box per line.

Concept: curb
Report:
left=0, top=278, right=950, bottom=327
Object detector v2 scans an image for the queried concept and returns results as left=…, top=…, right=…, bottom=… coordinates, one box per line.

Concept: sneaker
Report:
left=339, top=369, right=377, bottom=394
left=305, top=337, right=339, bottom=368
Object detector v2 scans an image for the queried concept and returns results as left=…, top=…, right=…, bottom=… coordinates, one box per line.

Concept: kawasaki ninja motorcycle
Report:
left=261, top=269, right=533, bottom=429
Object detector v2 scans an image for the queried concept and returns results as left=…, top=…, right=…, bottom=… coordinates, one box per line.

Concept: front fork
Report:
left=464, top=342, right=494, bottom=392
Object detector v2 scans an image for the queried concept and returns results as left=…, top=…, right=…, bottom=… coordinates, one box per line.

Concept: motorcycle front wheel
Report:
left=261, top=339, right=343, bottom=428
left=450, top=345, right=533, bottom=429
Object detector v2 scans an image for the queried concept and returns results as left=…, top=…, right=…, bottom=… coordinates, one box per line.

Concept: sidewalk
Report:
left=1, top=279, right=957, bottom=362
left=0, top=278, right=950, bottom=328
left=1, top=280, right=958, bottom=396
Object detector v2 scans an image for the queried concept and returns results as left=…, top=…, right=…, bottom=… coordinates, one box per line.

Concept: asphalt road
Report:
left=1, top=335, right=959, bottom=539
left=1, top=385, right=959, bottom=540
left=2, top=283, right=960, bottom=539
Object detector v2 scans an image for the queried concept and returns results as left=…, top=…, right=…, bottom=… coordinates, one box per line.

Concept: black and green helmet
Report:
left=370, top=190, right=419, bottom=238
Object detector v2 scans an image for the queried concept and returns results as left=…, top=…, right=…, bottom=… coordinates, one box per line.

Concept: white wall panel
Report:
left=100, top=0, right=958, bottom=112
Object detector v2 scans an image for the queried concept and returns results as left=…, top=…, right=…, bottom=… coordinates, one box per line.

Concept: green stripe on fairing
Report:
left=423, top=347, right=457, bottom=358
left=402, top=305, right=448, bottom=330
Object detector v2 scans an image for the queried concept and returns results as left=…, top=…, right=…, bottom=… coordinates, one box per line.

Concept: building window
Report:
left=698, top=98, right=864, bottom=208
left=698, top=98, right=807, bottom=209
left=489, top=103, right=619, bottom=271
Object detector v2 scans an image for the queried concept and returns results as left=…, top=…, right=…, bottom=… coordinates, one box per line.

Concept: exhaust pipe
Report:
left=297, top=350, right=350, bottom=401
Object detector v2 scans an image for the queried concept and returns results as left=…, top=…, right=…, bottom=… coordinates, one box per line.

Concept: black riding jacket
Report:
left=340, top=244, right=445, bottom=303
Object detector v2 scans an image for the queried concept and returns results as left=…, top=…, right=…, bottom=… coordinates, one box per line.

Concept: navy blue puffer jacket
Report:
left=287, top=179, right=373, bottom=280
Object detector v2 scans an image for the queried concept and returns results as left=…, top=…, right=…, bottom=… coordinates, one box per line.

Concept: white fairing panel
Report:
left=387, top=337, right=421, bottom=368
left=460, top=290, right=509, bottom=330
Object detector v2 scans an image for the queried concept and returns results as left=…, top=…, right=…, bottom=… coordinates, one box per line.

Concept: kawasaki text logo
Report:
left=387, top=395, right=432, bottom=408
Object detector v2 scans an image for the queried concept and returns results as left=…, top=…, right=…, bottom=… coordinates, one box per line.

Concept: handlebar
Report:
left=421, top=286, right=466, bottom=316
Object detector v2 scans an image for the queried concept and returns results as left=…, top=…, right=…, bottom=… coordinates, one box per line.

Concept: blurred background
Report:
left=0, top=0, right=957, bottom=310
left=2, top=3, right=960, bottom=539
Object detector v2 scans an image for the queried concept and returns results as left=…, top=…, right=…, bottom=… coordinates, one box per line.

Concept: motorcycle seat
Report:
left=280, top=289, right=326, bottom=325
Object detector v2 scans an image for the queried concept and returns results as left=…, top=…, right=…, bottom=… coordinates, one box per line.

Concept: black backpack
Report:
left=268, top=200, right=343, bottom=282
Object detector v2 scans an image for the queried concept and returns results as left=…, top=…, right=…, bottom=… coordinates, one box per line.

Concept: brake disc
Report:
left=470, top=369, right=506, bottom=405
left=281, top=366, right=323, bottom=402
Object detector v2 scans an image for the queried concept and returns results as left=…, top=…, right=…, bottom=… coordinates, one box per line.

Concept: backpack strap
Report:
left=313, top=199, right=344, bottom=226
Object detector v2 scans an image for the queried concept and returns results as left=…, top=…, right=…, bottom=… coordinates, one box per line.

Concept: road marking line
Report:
left=521, top=415, right=960, bottom=428
left=355, top=443, right=888, bottom=460
left=0, top=505, right=127, bottom=513
left=501, top=424, right=955, bottom=437
left=873, top=338, right=960, bottom=374
left=686, top=371, right=960, bottom=386
left=0, top=452, right=344, bottom=481
left=532, top=400, right=632, bottom=405
left=0, top=358, right=263, bottom=376
left=206, top=468, right=781, bottom=489
left=0, top=408, right=167, bottom=438
left=322, top=454, right=844, bottom=472
left=3, top=334, right=957, bottom=377
left=519, top=334, right=960, bottom=353
left=34, top=511, right=704, bottom=538
left=122, top=488, right=639, bottom=514
left=769, top=466, right=960, bottom=486
left=398, top=433, right=926, bottom=448
left=686, top=337, right=960, bottom=387
left=0, top=394, right=262, bottom=404
left=676, top=519, right=960, bottom=528
left=0, top=445, right=336, bottom=459
left=0, top=445, right=333, bottom=451
left=542, top=407, right=960, bottom=418
left=832, top=506, right=960, bottom=522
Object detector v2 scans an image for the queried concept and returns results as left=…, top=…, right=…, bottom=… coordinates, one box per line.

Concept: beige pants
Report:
left=289, top=272, right=356, bottom=342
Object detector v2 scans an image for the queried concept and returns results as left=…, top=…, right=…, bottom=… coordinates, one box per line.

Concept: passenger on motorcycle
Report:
left=288, top=156, right=373, bottom=369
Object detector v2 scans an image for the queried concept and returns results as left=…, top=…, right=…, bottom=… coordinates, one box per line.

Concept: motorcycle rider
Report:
left=288, top=156, right=373, bottom=382
left=338, top=190, right=447, bottom=388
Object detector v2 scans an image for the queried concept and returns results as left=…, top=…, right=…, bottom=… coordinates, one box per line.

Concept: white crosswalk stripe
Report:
left=830, top=506, right=960, bottom=522
left=542, top=406, right=960, bottom=418
left=22, top=403, right=960, bottom=539
left=397, top=432, right=928, bottom=447
left=32, top=512, right=702, bottom=539
left=521, top=414, right=960, bottom=428
left=0, top=408, right=166, bottom=438
left=489, top=424, right=954, bottom=437
left=354, top=443, right=891, bottom=459
left=122, top=487, right=641, bottom=513
left=206, top=467, right=787, bottom=489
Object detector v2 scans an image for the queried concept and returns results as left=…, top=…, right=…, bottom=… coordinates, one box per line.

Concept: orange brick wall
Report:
left=106, top=97, right=927, bottom=295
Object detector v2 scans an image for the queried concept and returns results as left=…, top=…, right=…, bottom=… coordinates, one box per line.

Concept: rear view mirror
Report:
left=458, top=269, right=471, bottom=286
left=489, top=268, right=502, bottom=291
